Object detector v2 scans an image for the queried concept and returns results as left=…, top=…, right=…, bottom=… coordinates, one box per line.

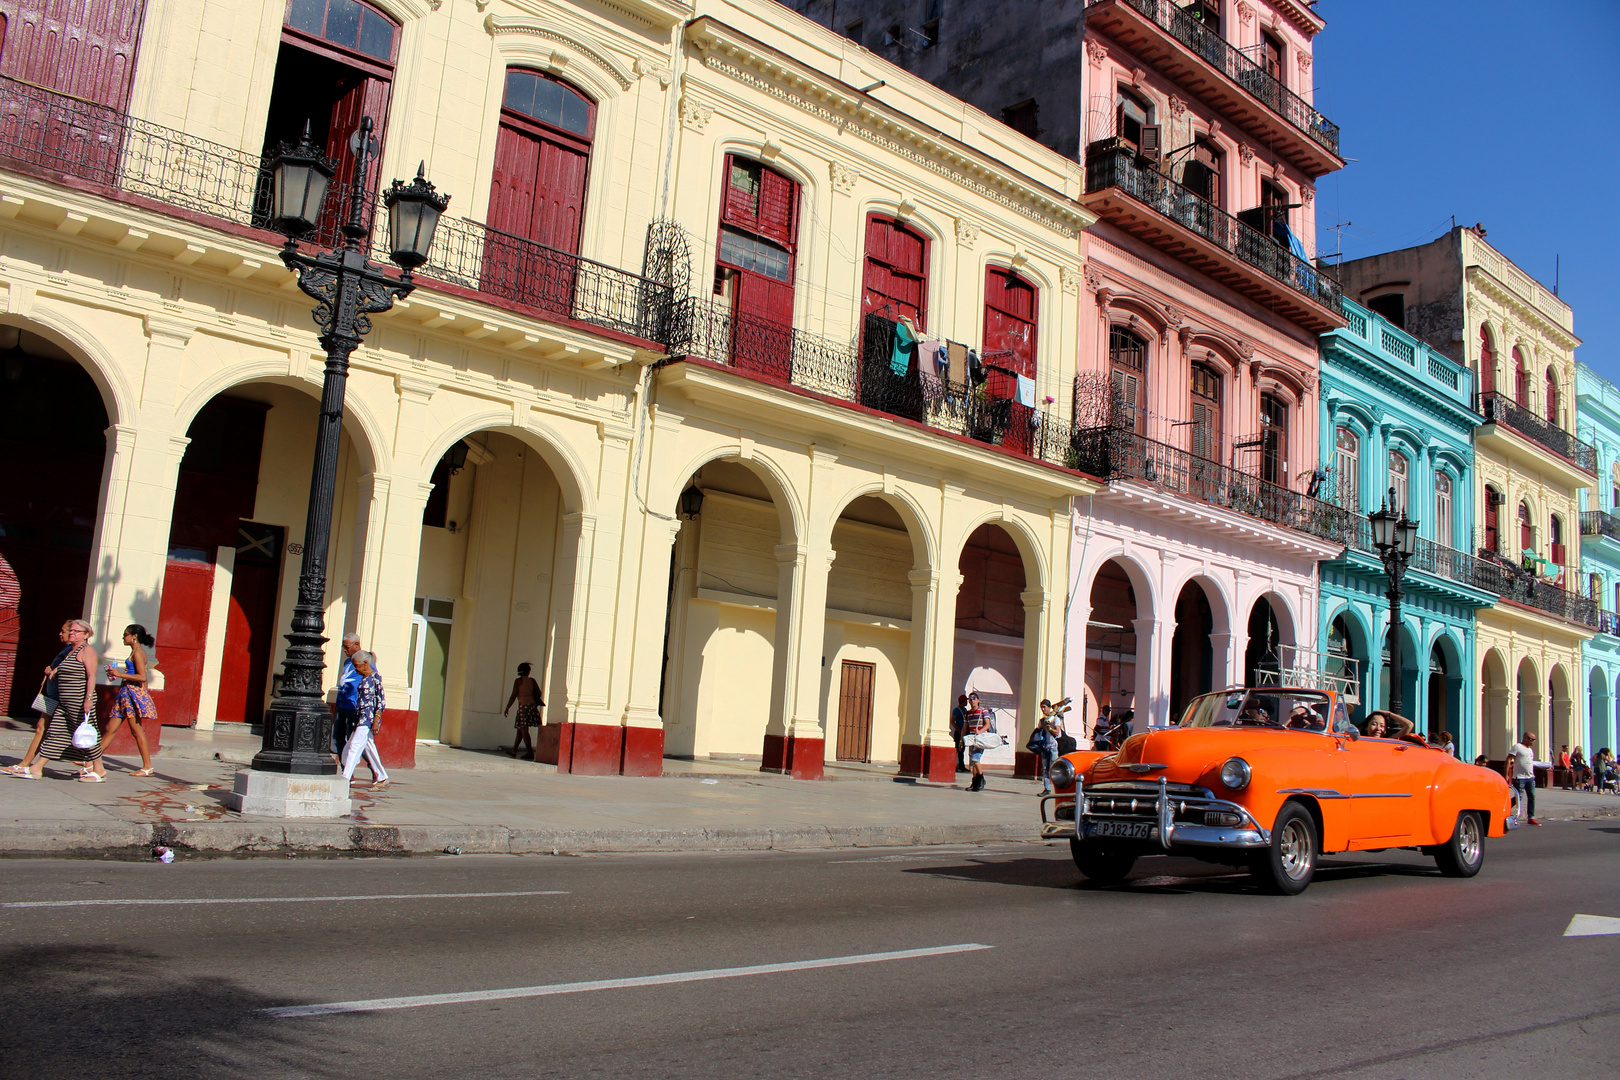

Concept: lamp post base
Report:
left=222, top=770, right=352, bottom=818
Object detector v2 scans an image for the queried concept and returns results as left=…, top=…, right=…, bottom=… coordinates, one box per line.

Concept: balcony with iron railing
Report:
left=663, top=303, right=1086, bottom=474
left=1083, top=0, right=1342, bottom=177
left=0, top=74, right=673, bottom=344
left=1067, top=425, right=1352, bottom=547
left=1582, top=510, right=1620, bottom=545
left=1475, top=392, right=1599, bottom=476
left=1336, top=517, right=1499, bottom=601
left=1081, top=145, right=1344, bottom=332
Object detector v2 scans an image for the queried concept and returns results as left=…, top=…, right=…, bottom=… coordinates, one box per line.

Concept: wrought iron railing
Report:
left=1084, top=146, right=1344, bottom=315
left=0, top=74, right=672, bottom=342
left=665, top=303, right=1084, bottom=471
left=1476, top=392, right=1598, bottom=474
left=1091, top=0, right=1340, bottom=157
left=1068, top=426, right=1352, bottom=545
left=1339, top=517, right=1501, bottom=596
left=1582, top=510, right=1620, bottom=543
left=1601, top=610, right=1620, bottom=636
left=1465, top=548, right=1603, bottom=629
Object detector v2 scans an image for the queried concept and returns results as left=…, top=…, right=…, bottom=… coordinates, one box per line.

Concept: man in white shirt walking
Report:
left=1507, top=731, right=1541, bottom=827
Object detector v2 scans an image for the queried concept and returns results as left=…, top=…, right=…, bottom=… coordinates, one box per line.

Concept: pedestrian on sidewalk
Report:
left=1439, top=730, right=1456, bottom=757
left=332, top=633, right=366, bottom=764
left=950, top=694, right=969, bottom=773
left=963, top=691, right=989, bottom=792
left=1028, top=700, right=1059, bottom=795
left=3, top=622, right=70, bottom=777
left=340, top=650, right=389, bottom=790
left=1508, top=731, right=1540, bottom=826
left=503, top=662, right=544, bottom=758
left=101, top=623, right=156, bottom=776
left=7, top=620, right=104, bottom=781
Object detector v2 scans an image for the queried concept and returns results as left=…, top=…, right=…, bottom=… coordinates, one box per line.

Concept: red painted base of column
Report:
left=922, top=743, right=955, bottom=783
left=94, top=686, right=163, bottom=759
left=374, top=709, right=417, bottom=769
left=761, top=733, right=824, bottom=779
left=535, top=723, right=561, bottom=765
left=898, top=742, right=923, bottom=778
left=621, top=726, right=663, bottom=776
left=1013, top=750, right=1039, bottom=779
left=557, top=721, right=624, bottom=775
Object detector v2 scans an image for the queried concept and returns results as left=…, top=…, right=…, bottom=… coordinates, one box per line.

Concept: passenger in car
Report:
left=1363, top=710, right=1414, bottom=739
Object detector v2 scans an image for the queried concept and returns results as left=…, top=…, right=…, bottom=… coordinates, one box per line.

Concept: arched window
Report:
left=260, top=0, right=400, bottom=243
left=983, top=267, right=1039, bottom=453
left=1484, top=484, right=1500, bottom=553
left=1434, top=472, right=1452, bottom=548
left=1108, top=325, right=1147, bottom=434
left=1545, top=367, right=1560, bottom=427
left=861, top=214, right=928, bottom=327
left=1519, top=500, right=1534, bottom=554
left=1513, top=347, right=1528, bottom=407
left=488, top=69, right=594, bottom=254
left=1260, top=392, right=1287, bottom=486
left=714, top=155, right=800, bottom=377
left=1334, top=427, right=1359, bottom=510
left=1388, top=449, right=1409, bottom=515
left=1477, top=325, right=1495, bottom=398
left=1550, top=513, right=1565, bottom=567
left=1190, top=362, right=1222, bottom=461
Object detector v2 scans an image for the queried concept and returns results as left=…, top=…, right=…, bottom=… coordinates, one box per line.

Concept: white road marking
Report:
left=1564, top=914, right=1620, bottom=937
left=3, top=890, right=568, bottom=910
left=263, top=942, right=995, bottom=1018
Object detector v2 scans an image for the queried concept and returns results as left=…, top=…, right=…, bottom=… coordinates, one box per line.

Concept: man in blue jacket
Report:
left=332, top=633, right=366, bottom=763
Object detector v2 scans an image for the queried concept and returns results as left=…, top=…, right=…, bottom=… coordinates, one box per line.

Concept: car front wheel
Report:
left=1251, top=802, right=1317, bottom=895
left=1434, top=811, right=1485, bottom=878
left=1070, top=839, right=1136, bottom=883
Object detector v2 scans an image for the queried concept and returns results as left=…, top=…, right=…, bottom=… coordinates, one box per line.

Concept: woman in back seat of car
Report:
left=1363, top=710, right=1414, bottom=739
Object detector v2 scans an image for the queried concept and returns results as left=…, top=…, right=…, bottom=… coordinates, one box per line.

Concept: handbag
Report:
left=71, top=713, right=99, bottom=750
left=970, top=731, right=1004, bottom=750
left=31, top=678, right=58, bottom=718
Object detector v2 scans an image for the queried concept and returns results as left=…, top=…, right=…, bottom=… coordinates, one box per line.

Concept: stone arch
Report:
left=951, top=509, right=1049, bottom=597
left=1516, top=654, right=1542, bottom=742
left=1083, top=545, right=1158, bottom=623
left=175, top=367, right=387, bottom=479
left=662, top=443, right=805, bottom=548
left=0, top=311, right=134, bottom=427
left=1549, top=661, right=1575, bottom=752
left=823, top=482, right=937, bottom=572
left=1589, top=664, right=1610, bottom=758
left=421, top=410, right=593, bottom=518
left=1084, top=553, right=1149, bottom=736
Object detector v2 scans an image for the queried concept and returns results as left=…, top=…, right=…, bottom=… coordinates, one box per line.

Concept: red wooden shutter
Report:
left=757, top=167, right=797, bottom=246
left=2, top=0, right=146, bottom=109
left=983, top=268, right=1037, bottom=379
left=532, top=136, right=587, bottom=253
left=320, top=73, right=391, bottom=244
left=1484, top=492, right=1498, bottom=552
left=716, top=156, right=799, bottom=378
left=1477, top=328, right=1494, bottom=397
left=862, top=216, right=928, bottom=326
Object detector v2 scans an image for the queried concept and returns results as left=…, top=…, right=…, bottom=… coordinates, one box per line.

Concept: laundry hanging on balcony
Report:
left=890, top=318, right=918, bottom=376
left=1015, top=373, right=1036, bottom=408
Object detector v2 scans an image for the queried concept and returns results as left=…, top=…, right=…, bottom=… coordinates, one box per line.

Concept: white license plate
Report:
left=1089, top=820, right=1152, bottom=840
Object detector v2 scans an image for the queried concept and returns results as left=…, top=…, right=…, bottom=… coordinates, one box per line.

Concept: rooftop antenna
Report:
left=1554, top=254, right=1560, bottom=296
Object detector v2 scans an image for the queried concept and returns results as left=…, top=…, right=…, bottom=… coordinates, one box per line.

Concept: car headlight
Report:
left=1219, top=757, right=1251, bottom=791
left=1048, top=758, right=1077, bottom=789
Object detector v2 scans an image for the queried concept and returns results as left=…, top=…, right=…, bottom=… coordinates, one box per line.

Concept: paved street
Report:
left=3, top=818, right=1616, bottom=1079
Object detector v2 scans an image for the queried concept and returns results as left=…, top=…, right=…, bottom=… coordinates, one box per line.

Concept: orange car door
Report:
left=1344, top=737, right=1419, bottom=844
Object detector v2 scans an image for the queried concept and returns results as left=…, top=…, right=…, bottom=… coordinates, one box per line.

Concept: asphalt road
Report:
left=2, top=820, right=1616, bottom=1080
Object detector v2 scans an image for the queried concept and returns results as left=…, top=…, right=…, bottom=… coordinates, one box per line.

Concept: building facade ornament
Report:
left=1059, top=265, right=1082, bottom=294
left=1303, top=186, right=1314, bottom=207
left=678, top=96, right=714, bottom=131
left=1168, top=95, right=1186, bottom=119
left=1085, top=39, right=1108, bottom=67
left=1239, top=144, right=1255, bottom=166
left=830, top=160, right=859, bottom=194
left=1083, top=261, right=1105, bottom=293
left=1297, top=53, right=1312, bottom=75
left=953, top=215, right=980, bottom=246
left=1237, top=1, right=1255, bottom=25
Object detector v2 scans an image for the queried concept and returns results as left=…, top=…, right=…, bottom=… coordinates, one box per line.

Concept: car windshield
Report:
left=1180, top=689, right=1334, bottom=731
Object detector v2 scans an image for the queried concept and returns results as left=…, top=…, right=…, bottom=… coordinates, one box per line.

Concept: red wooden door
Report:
left=717, top=156, right=798, bottom=379
left=862, top=215, right=928, bottom=326
left=1477, top=328, right=1495, bottom=399
left=836, top=660, right=875, bottom=763
left=316, top=71, right=390, bottom=247
left=983, top=267, right=1038, bottom=453
left=153, top=557, right=213, bottom=725
left=214, top=524, right=282, bottom=725
left=1, top=0, right=145, bottom=106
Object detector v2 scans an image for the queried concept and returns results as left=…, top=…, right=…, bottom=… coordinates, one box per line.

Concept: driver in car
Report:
left=1286, top=704, right=1323, bottom=731
left=1237, top=702, right=1273, bottom=725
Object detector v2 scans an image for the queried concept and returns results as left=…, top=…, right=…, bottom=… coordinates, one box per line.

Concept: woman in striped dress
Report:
left=14, top=619, right=104, bottom=781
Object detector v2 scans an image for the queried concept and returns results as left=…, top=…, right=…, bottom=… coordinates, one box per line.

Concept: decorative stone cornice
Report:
left=686, top=19, right=1090, bottom=239
left=954, top=216, right=980, bottom=246
left=1060, top=265, right=1082, bottom=294
left=482, top=15, right=635, bottom=89
left=1085, top=39, right=1107, bottom=67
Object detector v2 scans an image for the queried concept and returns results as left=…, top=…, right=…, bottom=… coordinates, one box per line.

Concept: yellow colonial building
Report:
left=1340, top=226, right=1599, bottom=764
left=0, top=0, right=1095, bottom=778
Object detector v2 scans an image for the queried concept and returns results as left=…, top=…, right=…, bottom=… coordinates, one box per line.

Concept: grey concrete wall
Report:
left=1337, top=230, right=1466, bottom=362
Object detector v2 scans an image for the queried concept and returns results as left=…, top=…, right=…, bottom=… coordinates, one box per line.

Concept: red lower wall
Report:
left=621, top=726, right=663, bottom=776
left=762, top=733, right=824, bottom=780
left=557, top=721, right=624, bottom=775
left=374, top=709, right=417, bottom=769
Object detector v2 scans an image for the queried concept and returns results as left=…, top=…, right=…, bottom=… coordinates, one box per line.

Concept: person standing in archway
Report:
left=102, top=624, right=157, bottom=776
left=950, top=694, right=969, bottom=773
left=504, top=662, right=544, bottom=758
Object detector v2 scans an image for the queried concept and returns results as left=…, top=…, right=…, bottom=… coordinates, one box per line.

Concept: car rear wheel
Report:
left=1070, top=839, right=1136, bottom=883
left=1434, top=811, right=1485, bottom=878
left=1251, top=802, right=1317, bottom=895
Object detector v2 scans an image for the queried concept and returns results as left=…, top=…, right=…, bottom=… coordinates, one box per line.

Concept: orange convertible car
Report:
left=1039, top=686, right=1520, bottom=894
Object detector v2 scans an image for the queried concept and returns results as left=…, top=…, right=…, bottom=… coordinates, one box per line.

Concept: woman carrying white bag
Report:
left=3, top=619, right=105, bottom=781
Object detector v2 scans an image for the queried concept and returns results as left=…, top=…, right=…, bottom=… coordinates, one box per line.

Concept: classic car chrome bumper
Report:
left=1039, top=775, right=1270, bottom=850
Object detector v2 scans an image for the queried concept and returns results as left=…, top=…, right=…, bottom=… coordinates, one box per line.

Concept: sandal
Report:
left=2, top=765, right=36, bottom=779
left=369, top=779, right=390, bottom=791
left=77, top=772, right=106, bottom=783
left=131, top=768, right=155, bottom=777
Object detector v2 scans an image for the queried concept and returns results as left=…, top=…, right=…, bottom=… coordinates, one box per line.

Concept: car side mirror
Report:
left=1333, top=720, right=1358, bottom=740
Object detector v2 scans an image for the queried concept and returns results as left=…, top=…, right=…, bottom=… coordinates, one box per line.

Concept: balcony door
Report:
left=483, top=68, right=595, bottom=312
left=0, top=0, right=144, bottom=108
left=1484, top=486, right=1500, bottom=554
left=260, top=0, right=400, bottom=245
left=715, top=155, right=799, bottom=379
left=1477, top=326, right=1496, bottom=398
left=1513, top=347, right=1528, bottom=408
left=1108, top=326, right=1146, bottom=435
left=983, top=267, right=1038, bottom=453
left=1260, top=392, right=1287, bottom=486
left=861, top=214, right=928, bottom=326
left=1189, top=362, right=1222, bottom=462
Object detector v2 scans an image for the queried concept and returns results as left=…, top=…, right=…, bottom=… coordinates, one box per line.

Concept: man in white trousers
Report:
left=341, top=650, right=389, bottom=791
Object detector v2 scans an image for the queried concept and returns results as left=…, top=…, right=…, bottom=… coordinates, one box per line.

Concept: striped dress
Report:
left=36, top=646, right=100, bottom=764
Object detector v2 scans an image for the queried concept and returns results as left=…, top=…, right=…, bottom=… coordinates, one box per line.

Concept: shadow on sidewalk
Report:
left=0, top=945, right=344, bottom=1079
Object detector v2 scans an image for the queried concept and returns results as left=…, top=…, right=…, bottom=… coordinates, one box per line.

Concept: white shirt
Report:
left=1507, top=742, right=1536, bottom=780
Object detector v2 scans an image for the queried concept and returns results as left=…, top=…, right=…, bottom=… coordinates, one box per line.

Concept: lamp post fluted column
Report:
left=232, top=117, right=448, bottom=811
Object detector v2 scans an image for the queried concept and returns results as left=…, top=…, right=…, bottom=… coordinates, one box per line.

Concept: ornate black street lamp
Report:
left=250, top=117, right=448, bottom=780
left=1368, top=486, right=1420, bottom=717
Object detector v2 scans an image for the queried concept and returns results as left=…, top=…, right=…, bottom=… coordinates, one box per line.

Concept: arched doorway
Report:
left=1085, top=558, right=1141, bottom=744
left=1244, top=597, right=1281, bottom=686
left=1327, top=612, right=1367, bottom=724
left=0, top=330, right=110, bottom=717
left=659, top=459, right=788, bottom=764
left=952, top=523, right=1031, bottom=773
left=1549, top=664, right=1573, bottom=757
left=1377, top=620, right=1420, bottom=720
left=1481, top=649, right=1511, bottom=760
left=1170, top=582, right=1214, bottom=724
left=1589, top=666, right=1609, bottom=758
left=1425, top=635, right=1462, bottom=745
left=1516, top=657, right=1541, bottom=744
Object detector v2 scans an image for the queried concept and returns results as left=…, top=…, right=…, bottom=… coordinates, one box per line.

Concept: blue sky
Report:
left=1311, top=0, right=1620, bottom=380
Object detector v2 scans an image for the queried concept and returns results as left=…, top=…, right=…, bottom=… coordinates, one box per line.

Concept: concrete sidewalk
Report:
left=4, top=726, right=1616, bottom=859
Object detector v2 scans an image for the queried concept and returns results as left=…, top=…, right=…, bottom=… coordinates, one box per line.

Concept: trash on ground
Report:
left=153, top=846, right=174, bottom=863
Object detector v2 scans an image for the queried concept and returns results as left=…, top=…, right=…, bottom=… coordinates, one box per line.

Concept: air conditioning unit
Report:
left=1138, top=125, right=1161, bottom=164
left=1489, top=491, right=1507, bottom=506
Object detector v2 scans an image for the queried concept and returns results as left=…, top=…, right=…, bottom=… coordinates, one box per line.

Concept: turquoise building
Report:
left=1575, top=362, right=1620, bottom=759
left=1317, top=302, right=1496, bottom=756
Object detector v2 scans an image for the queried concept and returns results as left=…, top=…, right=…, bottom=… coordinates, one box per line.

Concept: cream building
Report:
left=0, top=0, right=1096, bottom=779
left=1340, top=226, right=1600, bottom=763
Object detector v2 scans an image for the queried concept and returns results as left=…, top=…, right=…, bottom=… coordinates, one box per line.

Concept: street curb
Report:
left=0, top=820, right=1034, bottom=858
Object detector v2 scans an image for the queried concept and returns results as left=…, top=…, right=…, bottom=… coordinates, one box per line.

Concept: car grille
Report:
left=1085, top=781, right=1223, bottom=825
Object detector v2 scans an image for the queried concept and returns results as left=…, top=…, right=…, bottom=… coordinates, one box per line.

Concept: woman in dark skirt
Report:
left=9, top=619, right=104, bottom=781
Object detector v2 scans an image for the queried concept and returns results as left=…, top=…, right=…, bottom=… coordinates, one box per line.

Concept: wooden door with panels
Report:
left=836, top=660, right=876, bottom=764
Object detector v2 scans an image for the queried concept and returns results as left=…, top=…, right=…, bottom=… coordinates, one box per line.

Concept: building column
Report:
left=1209, top=633, right=1235, bottom=691
left=1485, top=686, right=1512, bottom=759
left=1012, top=586, right=1048, bottom=778
left=764, top=540, right=830, bottom=779
left=548, top=510, right=622, bottom=774
left=900, top=566, right=955, bottom=781
left=613, top=515, right=682, bottom=776
left=1132, top=616, right=1161, bottom=728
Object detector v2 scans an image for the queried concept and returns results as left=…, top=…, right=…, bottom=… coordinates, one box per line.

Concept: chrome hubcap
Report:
left=1458, top=814, right=1482, bottom=865
left=1278, top=819, right=1313, bottom=880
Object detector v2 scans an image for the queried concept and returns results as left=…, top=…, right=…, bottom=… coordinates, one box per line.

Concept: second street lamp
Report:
left=230, top=117, right=449, bottom=815
left=1368, top=486, right=1420, bottom=719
